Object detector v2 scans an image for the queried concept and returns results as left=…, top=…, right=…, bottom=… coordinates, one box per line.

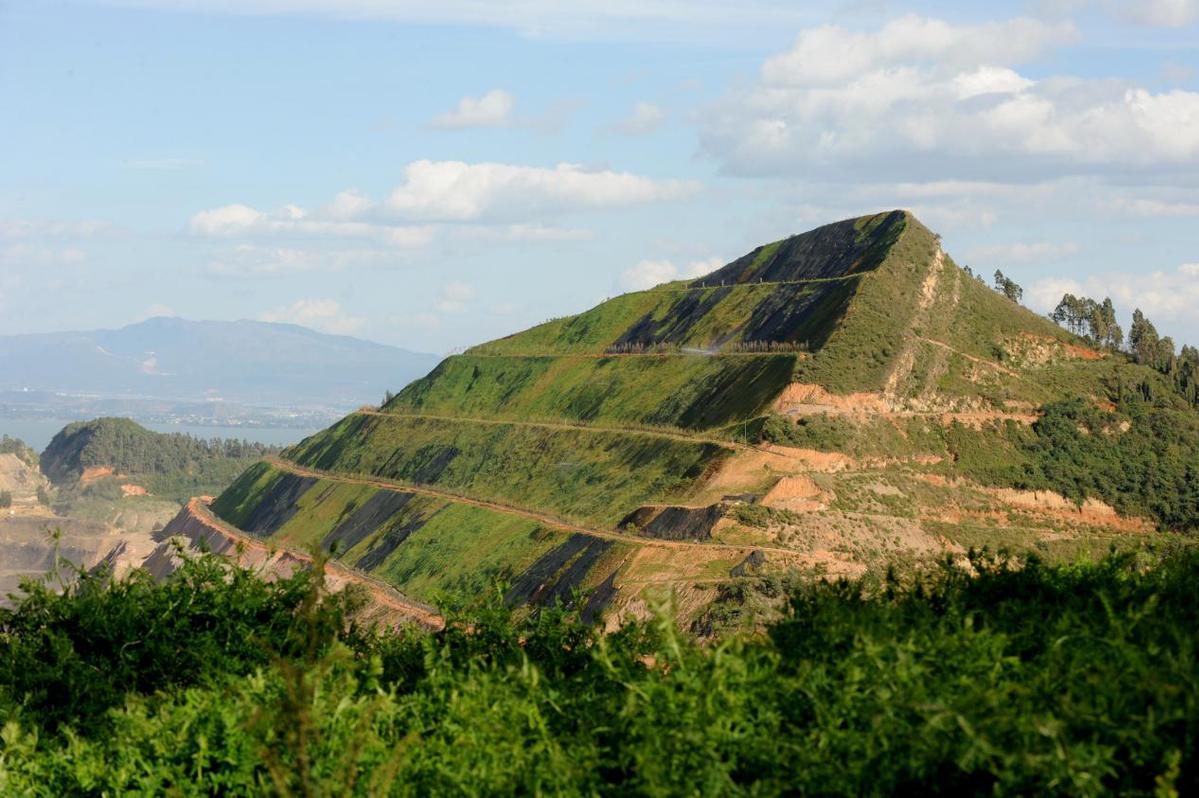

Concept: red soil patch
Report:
left=1064, top=342, right=1105, bottom=361
left=80, top=466, right=115, bottom=484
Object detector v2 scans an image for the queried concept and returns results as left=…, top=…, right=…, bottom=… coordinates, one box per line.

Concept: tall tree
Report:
left=1129, top=309, right=1161, bottom=366
left=993, top=270, right=1023, bottom=303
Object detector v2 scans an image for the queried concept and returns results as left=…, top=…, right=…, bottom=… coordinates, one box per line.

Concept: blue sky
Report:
left=2, top=0, right=1197, bottom=354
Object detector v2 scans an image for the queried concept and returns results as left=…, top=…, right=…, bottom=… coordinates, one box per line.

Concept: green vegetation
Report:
left=2, top=547, right=1197, bottom=795
left=1126, top=310, right=1199, bottom=409
left=388, top=352, right=796, bottom=431
left=285, top=413, right=728, bottom=525
left=40, top=418, right=281, bottom=503
left=0, top=491, right=11, bottom=509
left=0, top=435, right=37, bottom=468
left=471, top=211, right=906, bottom=359
left=992, top=269, right=1023, bottom=303
left=212, top=462, right=604, bottom=605
left=795, top=214, right=934, bottom=392
left=1051, top=294, right=1123, bottom=349
left=1005, top=397, right=1199, bottom=530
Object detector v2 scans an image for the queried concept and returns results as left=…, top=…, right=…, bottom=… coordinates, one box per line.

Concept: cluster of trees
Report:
left=1, top=548, right=1197, bottom=794
left=1013, top=396, right=1199, bottom=529
left=992, top=270, right=1023, bottom=303
left=0, top=435, right=37, bottom=467
left=1051, top=294, right=1124, bottom=349
left=40, top=418, right=281, bottom=486
left=1128, top=310, right=1199, bottom=408
left=1043, top=294, right=1198, bottom=409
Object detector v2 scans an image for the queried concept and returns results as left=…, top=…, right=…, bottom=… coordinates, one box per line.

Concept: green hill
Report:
left=42, top=418, right=279, bottom=503
left=208, top=211, right=1199, bottom=627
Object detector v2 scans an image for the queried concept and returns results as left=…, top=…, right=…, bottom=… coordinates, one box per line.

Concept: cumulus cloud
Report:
left=383, top=160, right=697, bottom=220
left=188, top=160, right=695, bottom=250
left=1108, top=196, right=1199, bottom=217
left=1114, top=0, right=1199, bottom=27
left=611, top=101, right=665, bottom=135
left=1029, top=263, right=1199, bottom=322
left=188, top=203, right=435, bottom=247
left=619, top=256, right=722, bottom=290
left=701, top=14, right=1199, bottom=179
left=259, top=299, right=366, bottom=335
left=430, top=89, right=516, bottom=129
left=759, top=16, right=1074, bottom=87
left=204, top=243, right=402, bottom=278
left=1, top=243, right=88, bottom=266
left=83, top=1, right=815, bottom=42
left=0, top=219, right=115, bottom=239
left=968, top=240, right=1081, bottom=262
left=435, top=281, right=476, bottom=313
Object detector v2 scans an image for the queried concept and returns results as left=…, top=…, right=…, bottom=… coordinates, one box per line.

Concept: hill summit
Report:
left=196, top=211, right=1198, bottom=629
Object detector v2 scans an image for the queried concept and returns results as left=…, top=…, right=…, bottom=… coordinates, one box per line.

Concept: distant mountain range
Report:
left=0, top=318, right=439, bottom=409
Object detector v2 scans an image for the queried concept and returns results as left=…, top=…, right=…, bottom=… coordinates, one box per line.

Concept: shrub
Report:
left=1, top=547, right=1196, bottom=795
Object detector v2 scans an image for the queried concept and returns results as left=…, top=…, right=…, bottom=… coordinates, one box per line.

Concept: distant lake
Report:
left=0, top=418, right=323, bottom=453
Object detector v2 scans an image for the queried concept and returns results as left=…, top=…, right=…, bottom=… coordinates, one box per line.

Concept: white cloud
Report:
left=204, top=243, right=403, bottom=278
left=619, top=256, right=722, bottom=290
left=1, top=243, right=88, bottom=265
left=968, top=241, right=1081, bottom=262
left=435, top=281, right=476, bottom=313
left=701, top=14, right=1199, bottom=178
left=430, top=89, right=516, bottom=129
left=760, top=15, right=1074, bottom=87
left=140, top=303, right=177, bottom=319
left=1027, top=276, right=1085, bottom=312
left=187, top=203, right=435, bottom=246
left=384, top=160, right=697, bottom=221
left=0, top=219, right=114, bottom=239
left=188, top=160, right=695, bottom=249
left=1114, top=0, right=1199, bottom=27
left=1030, top=263, right=1199, bottom=321
left=459, top=223, right=593, bottom=242
left=259, top=299, right=366, bottom=335
left=611, top=101, right=665, bottom=135
left=85, top=1, right=817, bottom=41
left=1109, top=197, right=1199, bottom=217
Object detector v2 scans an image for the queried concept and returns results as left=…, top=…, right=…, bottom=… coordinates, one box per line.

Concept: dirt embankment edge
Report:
left=153, top=498, right=443, bottom=630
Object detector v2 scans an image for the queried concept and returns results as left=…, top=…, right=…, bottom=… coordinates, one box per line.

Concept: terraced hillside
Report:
left=203, top=210, right=1197, bottom=629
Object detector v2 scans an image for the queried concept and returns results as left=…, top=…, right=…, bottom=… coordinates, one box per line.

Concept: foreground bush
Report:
left=1, top=547, right=1196, bottom=796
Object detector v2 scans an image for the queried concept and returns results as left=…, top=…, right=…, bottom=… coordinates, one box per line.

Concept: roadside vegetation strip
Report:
left=186, top=496, right=444, bottom=629
left=264, top=456, right=801, bottom=558
left=356, top=408, right=744, bottom=451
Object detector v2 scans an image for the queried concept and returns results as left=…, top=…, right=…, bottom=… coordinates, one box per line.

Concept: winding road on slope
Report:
left=264, top=456, right=802, bottom=558
left=184, top=497, right=444, bottom=629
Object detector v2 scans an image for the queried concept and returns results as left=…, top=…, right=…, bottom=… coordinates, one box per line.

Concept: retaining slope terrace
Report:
left=195, top=210, right=1157, bottom=626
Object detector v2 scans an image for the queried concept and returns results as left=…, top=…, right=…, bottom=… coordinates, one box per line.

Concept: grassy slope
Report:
left=285, top=413, right=729, bottom=526
left=387, top=353, right=796, bottom=431
left=795, top=214, right=937, bottom=392
left=211, top=208, right=1199, bottom=609
left=212, top=462, right=612, bottom=604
